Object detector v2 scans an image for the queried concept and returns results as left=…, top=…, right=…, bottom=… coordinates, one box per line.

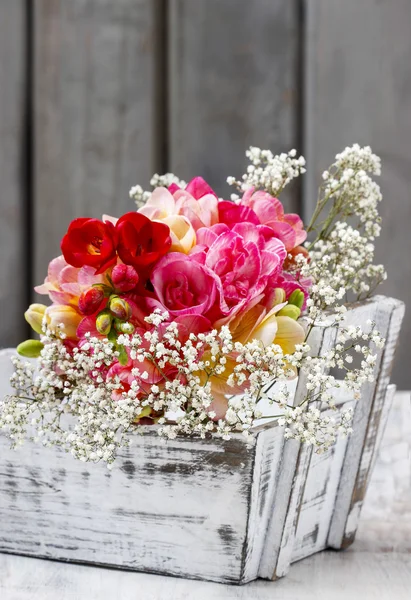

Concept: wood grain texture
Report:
left=241, top=425, right=285, bottom=582
left=0, top=0, right=28, bottom=345
left=290, top=413, right=351, bottom=563
left=168, top=0, right=301, bottom=209
left=33, top=0, right=160, bottom=287
left=263, top=322, right=338, bottom=579
left=328, top=297, right=405, bottom=548
left=0, top=425, right=256, bottom=584
left=1, top=391, right=410, bottom=597
left=303, top=0, right=411, bottom=387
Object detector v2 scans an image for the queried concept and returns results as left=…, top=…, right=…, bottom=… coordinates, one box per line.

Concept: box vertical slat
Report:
left=328, top=297, right=405, bottom=548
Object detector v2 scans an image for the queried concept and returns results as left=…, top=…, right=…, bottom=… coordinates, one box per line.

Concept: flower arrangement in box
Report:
left=0, top=145, right=387, bottom=467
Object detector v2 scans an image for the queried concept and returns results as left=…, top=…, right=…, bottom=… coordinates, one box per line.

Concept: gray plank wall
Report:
left=0, top=0, right=409, bottom=386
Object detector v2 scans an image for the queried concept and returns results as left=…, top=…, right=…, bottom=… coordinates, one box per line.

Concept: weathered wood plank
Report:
left=168, top=0, right=301, bottom=209
left=0, top=1, right=28, bottom=345
left=258, top=322, right=337, bottom=579
left=0, top=424, right=255, bottom=584
left=303, top=0, right=411, bottom=387
left=241, top=425, right=285, bottom=582
left=33, top=0, right=160, bottom=287
left=328, top=297, right=405, bottom=548
left=290, top=413, right=351, bottom=563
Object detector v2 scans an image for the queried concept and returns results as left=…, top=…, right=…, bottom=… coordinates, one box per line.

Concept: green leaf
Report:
left=118, top=344, right=128, bottom=366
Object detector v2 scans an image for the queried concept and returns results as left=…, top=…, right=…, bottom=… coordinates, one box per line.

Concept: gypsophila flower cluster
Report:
left=227, top=147, right=306, bottom=196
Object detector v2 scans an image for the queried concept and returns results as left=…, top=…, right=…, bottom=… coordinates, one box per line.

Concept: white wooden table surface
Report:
left=1, top=392, right=410, bottom=600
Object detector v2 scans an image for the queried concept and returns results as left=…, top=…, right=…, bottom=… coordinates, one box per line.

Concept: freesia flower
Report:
left=162, top=215, right=196, bottom=253
left=193, top=222, right=287, bottom=323
left=35, top=255, right=105, bottom=306
left=151, top=252, right=222, bottom=319
left=139, top=182, right=219, bottom=233
left=240, top=189, right=307, bottom=251
left=45, top=304, right=83, bottom=340
left=115, top=212, right=171, bottom=270
left=61, top=218, right=117, bottom=273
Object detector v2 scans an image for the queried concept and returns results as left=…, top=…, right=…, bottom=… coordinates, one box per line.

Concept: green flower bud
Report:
left=96, top=310, right=112, bottom=336
left=277, top=304, right=301, bottom=320
left=17, top=339, right=44, bottom=358
left=109, top=296, right=131, bottom=320
left=288, top=289, right=305, bottom=310
left=24, top=304, right=47, bottom=335
left=272, top=288, right=286, bottom=306
left=114, top=319, right=135, bottom=334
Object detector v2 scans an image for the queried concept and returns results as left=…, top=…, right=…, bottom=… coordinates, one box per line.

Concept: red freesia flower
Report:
left=61, top=218, right=117, bottom=274
left=115, top=212, right=171, bottom=271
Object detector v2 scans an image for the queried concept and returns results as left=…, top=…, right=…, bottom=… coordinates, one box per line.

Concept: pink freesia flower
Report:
left=240, top=189, right=307, bottom=251
left=193, top=223, right=287, bottom=324
left=35, top=256, right=104, bottom=306
left=150, top=252, right=223, bottom=319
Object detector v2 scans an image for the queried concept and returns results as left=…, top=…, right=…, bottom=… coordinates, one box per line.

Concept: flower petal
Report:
left=274, top=316, right=306, bottom=354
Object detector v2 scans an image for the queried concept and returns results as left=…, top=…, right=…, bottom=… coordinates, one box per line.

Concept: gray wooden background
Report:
left=0, top=0, right=409, bottom=387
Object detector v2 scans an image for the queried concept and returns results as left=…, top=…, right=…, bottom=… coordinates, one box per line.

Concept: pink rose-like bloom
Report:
left=35, top=255, right=104, bottom=306
left=240, top=189, right=307, bottom=251
left=150, top=252, right=222, bottom=319
left=193, top=222, right=287, bottom=323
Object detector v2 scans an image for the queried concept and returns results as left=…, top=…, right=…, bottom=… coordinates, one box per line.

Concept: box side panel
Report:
left=0, top=425, right=254, bottom=584
left=328, top=297, right=405, bottom=548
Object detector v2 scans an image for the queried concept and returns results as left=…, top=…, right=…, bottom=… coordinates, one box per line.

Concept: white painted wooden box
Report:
left=0, top=296, right=404, bottom=584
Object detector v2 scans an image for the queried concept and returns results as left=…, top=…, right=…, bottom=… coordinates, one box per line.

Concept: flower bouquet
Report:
left=0, top=145, right=404, bottom=583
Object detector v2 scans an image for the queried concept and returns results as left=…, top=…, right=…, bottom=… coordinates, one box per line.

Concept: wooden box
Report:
left=0, top=296, right=404, bottom=584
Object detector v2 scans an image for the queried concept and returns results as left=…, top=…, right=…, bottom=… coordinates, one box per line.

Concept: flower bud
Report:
left=277, top=304, right=301, bottom=320
left=96, top=310, right=112, bottom=336
left=114, top=319, right=135, bottom=334
left=78, top=286, right=105, bottom=315
left=109, top=296, right=131, bottom=320
left=288, top=289, right=305, bottom=310
left=17, top=339, right=44, bottom=358
left=111, top=264, right=139, bottom=293
left=46, top=305, right=82, bottom=339
left=272, top=288, right=286, bottom=306
left=24, top=303, right=46, bottom=334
